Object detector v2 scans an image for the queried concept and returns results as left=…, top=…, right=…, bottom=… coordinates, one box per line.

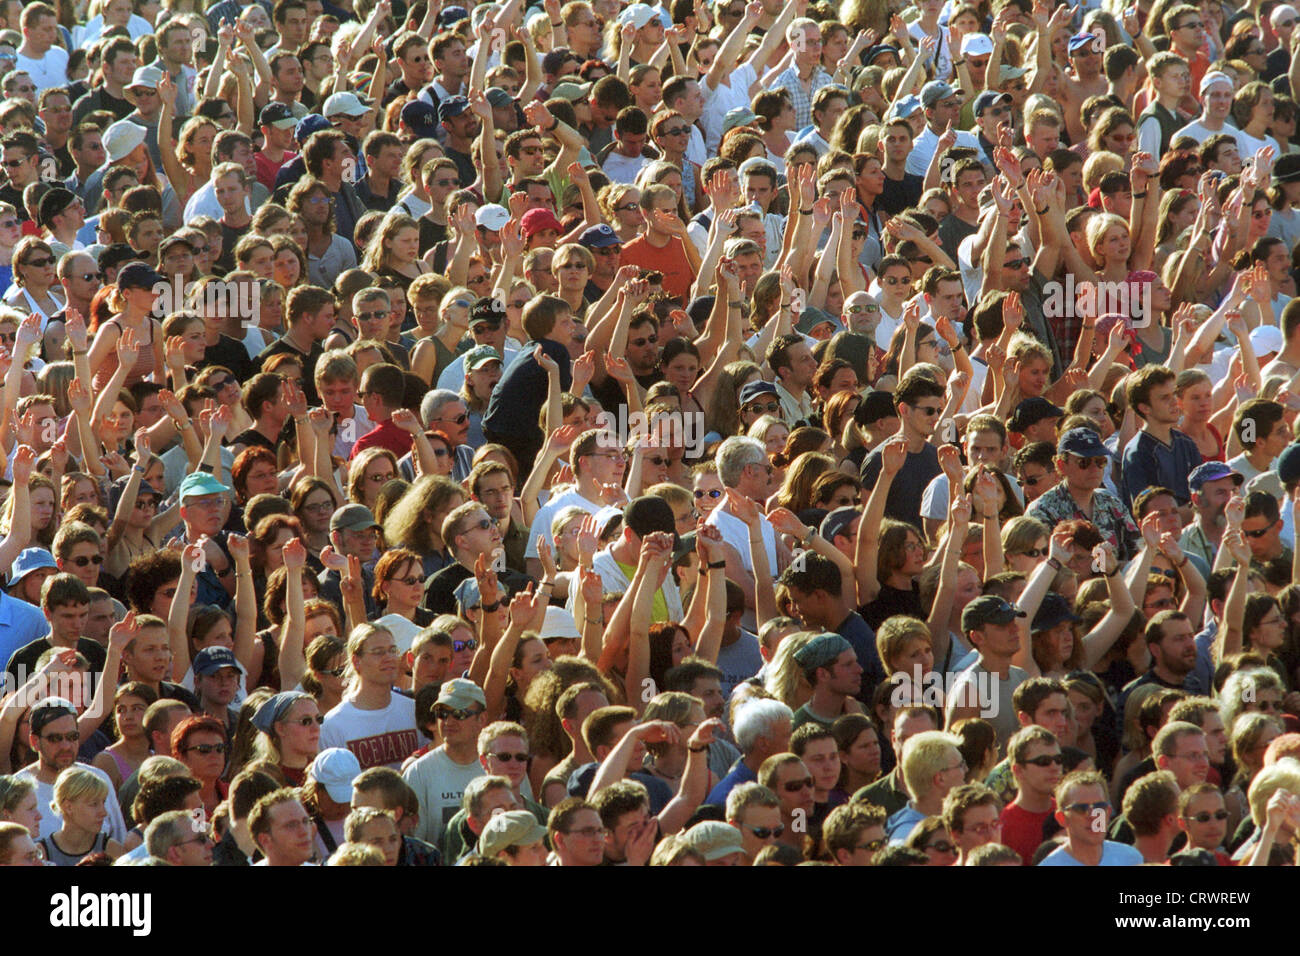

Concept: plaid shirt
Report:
left=1026, top=481, right=1140, bottom=561
left=771, top=65, right=834, bottom=130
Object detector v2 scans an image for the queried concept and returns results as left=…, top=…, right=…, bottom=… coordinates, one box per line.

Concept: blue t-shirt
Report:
left=715, top=631, right=763, bottom=698
left=567, top=763, right=673, bottom=814
left=1037, top=840, right=1144, bottom=866
left=705, top=759, right=757, bottom=808
left=1119, top=429, right=1202, bottom=508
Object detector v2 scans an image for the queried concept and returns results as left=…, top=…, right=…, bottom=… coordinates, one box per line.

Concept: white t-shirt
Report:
left=601, top=151, right=650, bottom=185
left=525, top=488, right=600, bottom=560
left=704, top=504, right=777, bottom=632
left=17, top=47, right=69, bottom=93
left=1233, top=128, right=1281, bottom=164
left=701, top=62, right=758, bottom=154
left=319, top=693, right=419, bottom=771
left=402, top=746, right=484, bottom=846
left=436, top=347, right=519, bottom=393
left=16, top=762, right=126, bottom=842
left=905, top=124, right=981, bottom=178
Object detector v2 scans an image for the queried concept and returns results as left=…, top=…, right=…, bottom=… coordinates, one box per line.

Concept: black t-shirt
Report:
left=218, top=221, right=251, bottom=272
left=859, top=442, right=941, bottom=527
left=197, top=333, right=255, bottom=383
left=937, top=212, right=978, bottom=264
left=5, top=637, right=107, bottom=693
left=418, top=218, right=448, bottom=256
left=230, top=427, right=276, bottom=452
left=590, top=367, right=662, bottom=413
left=859, top=581, right=923, bottom=631
left=447, top=147, right=476, bottom=189
left=257, top=337, right=324, bottom=405
left=483, top=338, right=571, bottom=440
left=878, top=172, right=924, bottom=216
left=422, top=562, right=535, bottom=616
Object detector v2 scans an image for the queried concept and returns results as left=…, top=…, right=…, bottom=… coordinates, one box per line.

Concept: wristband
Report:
left=689, top=744, right=708, bottom=752
left=1175, top=555, right=1189, bottom=569
left=551, top=19, right=563, bottom=26
left=132, top=464, right=146, bottom=474
left=1047, top=557, right=1062, bottom=571
left=800, top=207, right=813, bottom=215
left=802, top=528, right=815, bottom=547
left=73, top=349, right=88, bottom=356
left=1035, top=205, right=1048, bottom=215
left=198, top=463, right=215, bottom=474
left=1104, top=566, right=1120, bottom=577
left=1133, top=190, right=1148, bottom=199
left=174, top=419, right=193, bottom=430
left=545, top=118, right=558, bottom=132
left=708, top=560, right=726, bottom=569
left=952, top=58, right=965, bottom=65
left=482, top=599, right=502, bottom=612
left=695, top=29, right=708, bottom=35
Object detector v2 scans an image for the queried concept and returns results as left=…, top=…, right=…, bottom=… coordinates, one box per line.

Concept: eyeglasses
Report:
left=1069, top=455, right=1107, bottom=470
left=882, top=275, right=909, bottom=286
left=435, top=706, right=484, bottom=721
left=41, top=730, right=81, bottom=743
left=71, top=554, right=104, bottom=567
left=646, top=455, right=669, bottom=467
left=490, top=751, right=530, bottom=763
left=1063, top=800, right=1111, bottom=814
left=615, top=201, right=641, bottom=212
left=288, top=714, right=325, bottom=726
left=366, top=472, right=396, bottom=484
left=946, top=758, right=968, bottom=774
left=1184, top=809, right=1228, bottom=823
left=1020, top=753, right=1064, bottom=767
left=388, top=574, right=424, bottom=587
left=914, top=405, right=943, bottom=417
left=184, top=742, right=229, bottom=755
left=1021, top=474, right=1049, bottom=487
left=452, top=638, right=478, bottom=653
left=855, top=837, right=887, bottom=852
left=303, top=501, right=334, bottom=513
left=1, top=156, right=28, bottom=168
left=461, top=518, right=493, bottom=534
left=362, top=645, right=400, bottom=657
left=694, top=488, right=722, bottom=499
left=925, top=840, right=955, bottom=854
left=745, top=400, right=780, bottom=415
left=846, top=304, right=880, bottom=314
left=1017, top=547, right=1046, bottom=558
left=781, top=776, right=813, bottom=793
left=23, top=256, right=53, bottom=268
left=964, top=820, right=1002, bottom=838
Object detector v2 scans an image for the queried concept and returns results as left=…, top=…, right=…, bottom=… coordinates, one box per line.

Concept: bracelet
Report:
left=545, top=118, right=558, bottom=132
left=952, top=58, right=965, bottom=65
left=174, top=419, right=193, bottom=430
left=198, top=463, right=215, bottom=474
left=1035, top=205, right=1048, bottom=215
left=73, top=349, right=88, bottom=356
left=728, top=299, right=744, bottom=308
left=1104, top=566, right=1120, bottom=577
left=1175, top=555, right=1189, bottom=569
left=695, top=29, right=708, bottom=35
left=551, top=19, right=563, bottom=26
left=1046, top=557, right=1062, bottom=571
left=708, top=560, right=726, bottom=569
left=132, top=464, right=146, bottom=474
left=1133, top=190, right=1148, bottom=199
left=802, top=528, right=815, bottom=547
left=539, top=579, right=555, bottom=589
left=689, top=744, right=708, bottom=752
left=482, top=599, right=502, bottom=612
left=800, top=207, right=813, bottom=215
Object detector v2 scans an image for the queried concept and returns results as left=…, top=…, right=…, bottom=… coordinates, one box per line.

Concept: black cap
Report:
left=37, top=187, right=76, bottom=228
left=961, top=595, right=1026, bottom=633
left=1032, top=593, right=1082, bottom=632
left=819, top=506, right=861, bottom=542
left=854, top=389, right=899, bottom=426
left=115, top=261, right=165, bottom=290
left=1009, top=396, right=1064, bottom=432
left=623, top=495, right=677, bottom=539
left=438, top=94, right=470, bottom=123
left=470, top=295, right=506, bottom=326
left=259, top=101, right=297, bottom=128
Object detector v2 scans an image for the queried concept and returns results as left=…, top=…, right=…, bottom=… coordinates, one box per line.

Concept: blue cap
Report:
left=179, top=471, right=231, bottom=501
left=961, top=595, right=1026, bottom=632
left=819, top=506, right=861, bottom=542
left=439, top=94, right=470, bottom=123
left=1278, top=445, right=1300, bottom=486
left=294, top=113, right=331, bottom=144
left=974, top=89, right=1012, bottom=116
left=1189, top=460, right=1245, bottom=492
left=1069, top=32, right=1102, bottom=55
left=454, top=576, right=482, bottom=612
left=864, top=44, right=899, bottom=64
left=888, top=95, right=922, bottom=122
left=579, top=223, right=622, bottom=249
left=401, top=99, right=440, bottom=139
left=1032, top=592, right=1081, bottom=632
left=11, top=547, right=56, bottom=585
left=251, top=691, right=313, bottom=734
left=193, top=645, right=246, bottom=677
left=1056, top=426, right=1109, bottom=459
left=738, top=380, right=778, bottom=407
left=437, top=4, right=469, bottom=26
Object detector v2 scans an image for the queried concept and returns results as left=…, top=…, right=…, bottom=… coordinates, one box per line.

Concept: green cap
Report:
left=464, top=345, right=503, bottom=371
left=792, top=632, right=853, bottom=671
left=478, top=810, right=548, bottom=857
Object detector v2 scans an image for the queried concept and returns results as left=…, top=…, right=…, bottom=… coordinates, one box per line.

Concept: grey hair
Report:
left=725, top=781, right=780, bottom=821
left=144, top=810, right=196, bottom=860
left=462, top=774, right=514, bottom=819
left=1221, top=667, right=1286, bottom=737
left=716, top=435, right=767, bottom=488
left=733, top=698, right=794, bottom=754
left=421, top=388, right=462, bottom=427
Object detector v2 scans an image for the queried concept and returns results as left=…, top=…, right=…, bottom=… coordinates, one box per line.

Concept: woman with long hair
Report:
left=172, top=715, right=230, bottom=817
left=1176, top=367, right=1226, bottom=461
left=650, top=108, right=705, bottom=212
left=771, top=451, right=836, bottom=515
left=704, top=359, right=760, bottom=438
left=372, top=547, right=434, bottom=655
left=382, top=475, right=465, bottom=578
left=832, top=713, right=882, bottom=795
left=90, top=682, right=158, bottom=793
left=291, top=477, right=338, bottom=558
left=157, top=78, right=216, bottom=206
left=550, top=243, right=594, bottom=321
left=347, top=447, right=399, bottom=511
left=300, top=635, right=348, bottom=715
left=460, top=347, right=502, bottom=448
left=598, top=183, right=644, bottom=243
left=251, top=691, right=322, bottom=787
left=362, top=213, right=430, bottom=286
left=322, top=624, right=415, bottom=767
left=86, top=265, right=165, bottom=389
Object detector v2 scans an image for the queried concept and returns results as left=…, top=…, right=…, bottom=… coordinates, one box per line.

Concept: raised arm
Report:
left=278, top=538, right=308, bottom=691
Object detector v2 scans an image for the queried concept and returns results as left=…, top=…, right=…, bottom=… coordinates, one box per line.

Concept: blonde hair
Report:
left=900, top=730, right=962, bottom=803
left=875, top=616, right=932, bottom=676
left=1248, top=756, right=1300, bottom=827
left=763, top=631, right=817, bottom=708
left=52, top=766, right=109, bottom=816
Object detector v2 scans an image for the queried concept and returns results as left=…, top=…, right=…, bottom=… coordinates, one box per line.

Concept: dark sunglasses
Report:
left=288, top=714, right=325, bottom=726
left=42, top=730, right=80, bottom=743
left=747, top=823, right=785, bottom=838
left=694, top=488, right=722, bottom=499
left=72, top=554, right=104, bottom=567
left=452, top=638, right=478, bottom=653
left=185, top=742, right=229, bottom=755
left=1021, top=753, right=1064, bottom=767
left=1184, top=809, right=1229, bottom=823
left=388, top=575, right=423, bottom=586
left=782, top=777, right=813, bottom=793
left=490, top=751, right=530, bottom=763
left=1244, top=526, right=1273, bottom=539
left=746, top=400, right=780, bottom=415
left=435, top=706, right=484, bottom=720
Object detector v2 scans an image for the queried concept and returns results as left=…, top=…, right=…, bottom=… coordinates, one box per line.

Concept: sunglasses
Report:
left=646, top=455, right=669, bottom=467
left=1021, top=753, right=1064, bottom=767
left=1244, top=526, right=1273, bottom=539
left=389, top=575, right=423, bottom=586
left=452, top=638, right=478, bottom=653
left=41, top=730, right=81, bottom=743
left=1019, top=547, right=1047, bottom=558
left=746, top=400, right=780, bottom=415
left=782, top=776, right=813, bottom=793
left=1003, top=257, right=1028, bottom=269
left=1064, top=800, right=1111, bottom=814
left=746, top=823, right=785, bottom=838
left=615, top=201, right=641, bottom=212
left=629, top=335, right=658, bottom=348
left=1, top=156, right=28, bottom=168
left=72, top=554, right=104, bottom=567
left=438, top=412, right=469, bottom=426
left=435, top=706, right=484, bottom=720
left=323, top=666, right=347, bottom=677
left=490, top=751, right=530, bottom=763
left=659, top=126, right=690, bottom=137
left=24, top=256, right=54, bottom=268
left=1185, top=809, right=1229, bottom=823
left=694, top=488, right=722, bottom=499
left=355, top=309, right=388, bottom=322
left=1069, top=456, right=1107, bottom=470
left=288, top=714, right=325, bottom=726
left=185, top=742, right=229, bottom=755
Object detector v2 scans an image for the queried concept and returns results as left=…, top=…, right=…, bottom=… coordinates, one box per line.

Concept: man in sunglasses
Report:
left=1027, top=427, right=1140, bottom=561
left=1039, top=770, right=1141, bottom=865
left=423, top=500, right=531, bottom=616
left=436, top=297, right=517, bottom=393
left=724, top=782, right=784, bottom=861
left=823, top=801, right=888, bottom=866
left=971, top=90, right=1013, bottom=171
left=403, top=679, right=489, bottom=847
left=859, top=370, right=946, bottom=526
left=16, top=697, right=126, bottom=842
left=1060, top=33, right=1110, bottom=145
left=1001, top=725, right=1064, bottom=864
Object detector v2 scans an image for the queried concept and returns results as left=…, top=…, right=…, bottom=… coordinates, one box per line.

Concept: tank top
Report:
left=91, top=317, right=158, bottom=391
left=39, top=830, right=108, bottom=866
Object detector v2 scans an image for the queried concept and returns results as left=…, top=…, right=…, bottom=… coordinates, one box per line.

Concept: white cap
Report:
left=621, top=2, right=658, bottom=29
left=540, top=606, right=581, bottom=641
left=1199, top=70, right=1233, bottom=97
left=1271, top=4, right=1297, bottom=28
left=104, top=120, right=148, bottom=163
left=475, top=203, right=510, bottom=230
left=128, top=65, right=163, bottom=90
left=1250, top=324, right=1284, bottom=358
left=322, top=91, right=369, bottom=118
left=960, top=33, right=994, bottom=56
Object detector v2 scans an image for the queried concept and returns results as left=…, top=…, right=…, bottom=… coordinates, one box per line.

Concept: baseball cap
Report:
left=1009, top=396, right=1064, bottom=432
left=1199, top=70, right=1233, bottom=97
left=470, top=296, right=506, bottom=328
left=193, top=646, right=246, bottom=677
left=974, top=90, right=1013, bottom=116
left=1278, top=444, right=1300, bottom=486
left=30, top=697, right=77, bottom=736
left=681, top=821, right=744, bottom=861
left=116, top=260, right=165, bottom=290
left=738, top=380, right=778, bottom=407
left=104, top=119, right=148, bottom=163
left=998, top=64, right=1028, bottom=82
left=521, top=207, right=563, bottom=239
left=436, top=677, right=488, bottom=711
left=1032, top=592, right=1081, bottom=632
left=579, top=223, right=621, bottom=249
left=308, top=748, right=362, bottom=803
left=864, top=44, right=899, bottom=65
left=623, top=495, right=677, bottom=539
left=485, top=87, right=514, bottom=109
left=37, top=188, right=77, bottom=229
left=323, top=91, right=369, bottom=118
left=723, top=106, right=760, bottom=134
left=920, top=81, right=957, bottom=108
left=888, top=95, right=922, bottom=122
left=1068, top=32, right=1102, bottom=55
left=178, top=471, right=231, bottom=501
left=819, top=506, right=861, bottom=543
left=463, top=345, right=502, bottom=371
left=259, top=102, right=298, bottom=129
left=1188, top=460, right=1244, bottom=492
left=475, top=204, right=511, bottom=231
left=961, top=595, right=1026, bottom=632
left=128, top=65, right=163, bottom=90
left=793, top=633, right=854, bottom=670
left=550, top=81, right=592, bottom=103
left=329, top=503, right=379, bottom=532
left=540, top=606, right=581, bottom=641
left=251, top=691, right=313, bottom=733
left=961, top=33, right=994, bottom=56
left=1057, top=426, right=1109, bottom=459
left=436, top=93, right=470, bottom=123
left=795, top=306, right=841, bottom=336
left=295, top=113, right=331, bottom=143
left=478, top=809, right=548, bottom=857
left=400, top=100, right=440, bottom=139
left=437, top=4, right=468, bottom=26
left=10, top=547, right=56, bottom=585
left=156, top=234, right=195, bottom=259
left=1251, top=325, right=1284, bottom=357
left=620, top=2, right=658, bottom=29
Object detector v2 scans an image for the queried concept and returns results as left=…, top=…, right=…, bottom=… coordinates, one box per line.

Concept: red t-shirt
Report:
left=1000, top=800, right=1056, bottom=866
left=350, top=418, right=413, bottom=460
left=619, top=234, right=694, bottom=303
left=254, top=149, right=297, bottom=192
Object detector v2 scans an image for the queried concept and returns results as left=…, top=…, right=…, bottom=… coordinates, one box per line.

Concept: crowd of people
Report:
left=0, top=0, right=1299, bottom=869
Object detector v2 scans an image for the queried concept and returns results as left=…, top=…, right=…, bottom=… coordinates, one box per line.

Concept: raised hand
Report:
left=881, top=436, right=908, bottom=476
left=283, top=537, right=307, bottom=570
left=571, top=350, right=596, bottom=395
left=116, top=326, right=139, bottom=366
left=391, top=407, right=421, bottom=433
left=534, top=343, right=559, bottom=374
